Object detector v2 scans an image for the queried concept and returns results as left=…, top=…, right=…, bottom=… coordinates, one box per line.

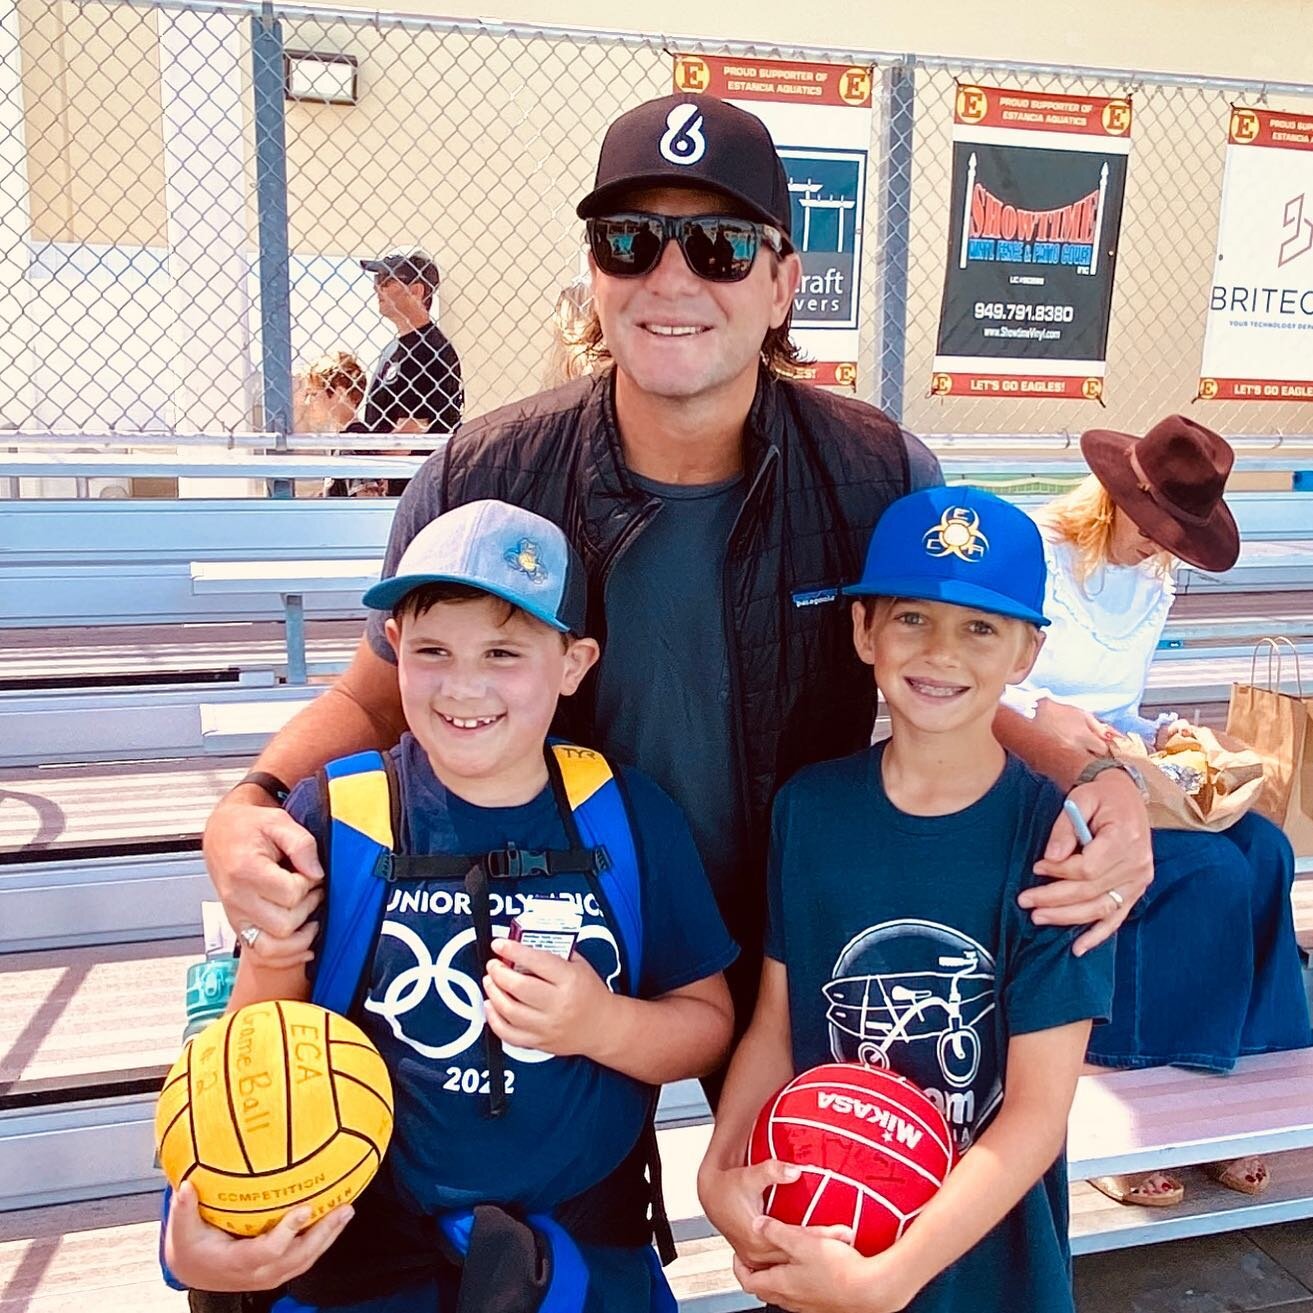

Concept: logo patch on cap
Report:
left=660, top=104, right=707, bottom=166
left=505, top=539, right=548, bottom=583
left=923, top=507, right=989, bottom=562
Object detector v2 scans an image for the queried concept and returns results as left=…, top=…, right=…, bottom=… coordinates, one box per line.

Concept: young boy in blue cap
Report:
left=165, top=499, right=737, bottom=1312
left=698, top=487, right=1114, bottom=1313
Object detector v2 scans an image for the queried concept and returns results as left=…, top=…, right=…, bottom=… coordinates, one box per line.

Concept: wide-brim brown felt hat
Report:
left=1080, top=415, right=1241, bottom=573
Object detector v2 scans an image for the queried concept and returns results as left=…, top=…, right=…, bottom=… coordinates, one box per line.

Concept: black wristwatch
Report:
left=1072, top=757, right=1149, bottom=804
left=235, top=770, right=291, bottom=805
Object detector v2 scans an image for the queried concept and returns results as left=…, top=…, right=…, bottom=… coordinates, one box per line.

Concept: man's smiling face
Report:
left=588, top=185, right=799, bottom=402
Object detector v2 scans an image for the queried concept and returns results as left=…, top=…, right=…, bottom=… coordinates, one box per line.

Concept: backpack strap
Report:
left=314, top=750, right=396, bottom=1016
left=547, top=743, right=644, bottom=994
left=547, top=743, right=676, bottom=1270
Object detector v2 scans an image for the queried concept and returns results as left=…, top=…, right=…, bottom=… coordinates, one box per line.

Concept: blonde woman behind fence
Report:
left=294, top=351, right=368, bottom=435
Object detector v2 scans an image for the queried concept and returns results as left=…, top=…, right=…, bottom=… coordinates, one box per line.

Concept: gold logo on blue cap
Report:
left=924, top=507, right=989, bottom=562
left=505, top=538, right=548, bottom=583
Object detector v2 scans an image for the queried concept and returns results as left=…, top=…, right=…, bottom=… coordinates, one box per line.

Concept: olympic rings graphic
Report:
left=364, top=918, right=621, bottom=1064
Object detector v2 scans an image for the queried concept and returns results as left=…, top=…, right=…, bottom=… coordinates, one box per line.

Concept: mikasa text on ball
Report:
left=748, top=1062, right=953, bottom=1256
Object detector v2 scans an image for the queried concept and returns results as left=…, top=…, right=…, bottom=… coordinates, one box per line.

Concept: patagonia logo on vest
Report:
left=792, top=586, right=840, bottom=609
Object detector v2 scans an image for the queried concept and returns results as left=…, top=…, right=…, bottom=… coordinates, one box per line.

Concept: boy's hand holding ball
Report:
left=698, top=1157, right=809, bottom=1271
left=164, top=1180, right=353, bottom=1293
left=734, top=1216, right=916, bottom=1313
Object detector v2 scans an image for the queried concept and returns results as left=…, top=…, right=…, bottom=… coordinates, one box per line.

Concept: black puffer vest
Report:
left=442, top=368, right=910, bottom=936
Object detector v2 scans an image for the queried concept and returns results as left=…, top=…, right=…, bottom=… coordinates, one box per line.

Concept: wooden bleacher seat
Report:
left=1, top=852, right=209, bottom=954
left=0, top=686, right=323, bottom=769
left=1, top=497, right=393, bottom=630
left=0, top=940, right=191, bottom=1105
left=0, top=621, right=360, bottom=691
left=0, top=1197, right=185, bottom=1312
left=0, top=757, right=243, bottom=858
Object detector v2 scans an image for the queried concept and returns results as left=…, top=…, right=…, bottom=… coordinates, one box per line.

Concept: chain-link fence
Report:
left=5, top=0, right=1313, bottom=445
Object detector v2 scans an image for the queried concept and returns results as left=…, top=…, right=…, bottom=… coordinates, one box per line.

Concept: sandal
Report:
left=1205, top=1156, right=1271, bottom=1196
left=1089, top=1172, right=1185, bottom=1207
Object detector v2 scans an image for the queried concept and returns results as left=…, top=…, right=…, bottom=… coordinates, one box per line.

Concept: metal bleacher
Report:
left=1, top=442, right=1312, bottom=1308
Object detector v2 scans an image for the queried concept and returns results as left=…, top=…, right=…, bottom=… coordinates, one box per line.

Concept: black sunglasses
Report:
left=586, top=212, right=788, bottom=283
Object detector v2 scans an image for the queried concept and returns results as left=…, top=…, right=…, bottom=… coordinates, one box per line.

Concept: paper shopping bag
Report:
left=1226, top=638, right=1313, bottom=856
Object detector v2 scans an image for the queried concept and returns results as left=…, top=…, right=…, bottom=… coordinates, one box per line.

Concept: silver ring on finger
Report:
left=239, top=924, right=262, bottom=948
left=1106, top=888, right=1125, bottom=912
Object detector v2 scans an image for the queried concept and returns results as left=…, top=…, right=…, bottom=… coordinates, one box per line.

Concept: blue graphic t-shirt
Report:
left=766, top=745, right=1113, bottom=1313
left=288, top=734, right=736, bottom=1218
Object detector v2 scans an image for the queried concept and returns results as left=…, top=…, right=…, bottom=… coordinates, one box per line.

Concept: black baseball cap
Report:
left=577, top=94, right=792, bottom=240
left=360, top=248, right=441, bottom=290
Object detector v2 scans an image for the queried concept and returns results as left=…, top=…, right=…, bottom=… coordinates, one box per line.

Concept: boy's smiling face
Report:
left=386, top=594, right=598, bottom=804
left=853, top=596, right=1043, bottom=736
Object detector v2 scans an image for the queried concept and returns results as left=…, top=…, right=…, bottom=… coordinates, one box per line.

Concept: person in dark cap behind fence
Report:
left=207, top=90, right=1154, bottom=1154
left=329, top=248, right=465, bottom=497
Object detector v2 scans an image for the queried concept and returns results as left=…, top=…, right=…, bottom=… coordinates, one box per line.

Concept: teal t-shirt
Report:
left=593, top=472, right=746, bottom=904
left=766, top=745, right=1114, bottom=1313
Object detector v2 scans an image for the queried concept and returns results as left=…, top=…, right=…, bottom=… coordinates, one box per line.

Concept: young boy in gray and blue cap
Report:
left=699, top=487, right=1114, bottom=1313
left=165, top=500, right=736, bottom=1313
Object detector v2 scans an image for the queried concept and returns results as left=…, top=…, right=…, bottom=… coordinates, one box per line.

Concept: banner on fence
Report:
left=930, top=84, right=1132, bottom=402
left=672, top=53, right=874, bottom=388
left=1198, top=107, right=1313, bottom=403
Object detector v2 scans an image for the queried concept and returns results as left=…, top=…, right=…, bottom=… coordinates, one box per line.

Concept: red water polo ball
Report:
left=747, top=1062, right=954, bottom=1256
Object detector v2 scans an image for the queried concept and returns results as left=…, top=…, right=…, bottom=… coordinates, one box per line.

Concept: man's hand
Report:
left=735, top=1217, right=914, bottom=1313
left=164, top=1180, right=352, bottom=1292
left=482, top=937, right=611, bottom=1057
left=203, top=787, right=323, bottom=970
left=698, top=1158, right=805, bottom=1272
left=1023, top=769, right=1152, bottom=955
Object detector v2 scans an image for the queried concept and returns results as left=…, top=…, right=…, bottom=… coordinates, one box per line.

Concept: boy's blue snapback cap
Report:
left=846, top=486, right=1049, bottom=626
left=362, top=500, right=587, bottom=634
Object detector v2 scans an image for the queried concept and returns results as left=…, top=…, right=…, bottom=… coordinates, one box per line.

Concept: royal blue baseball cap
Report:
left=846, top=486, right=1049, bottom=626
left=362, top=500, right=587, bottom=635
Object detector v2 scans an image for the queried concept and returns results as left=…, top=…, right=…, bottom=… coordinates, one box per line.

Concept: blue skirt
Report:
left=1087, top=812, right=1312, bottom=1072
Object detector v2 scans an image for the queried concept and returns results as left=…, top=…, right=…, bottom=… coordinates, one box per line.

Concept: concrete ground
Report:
left=1076, top=1219, right=1313, bottom=1312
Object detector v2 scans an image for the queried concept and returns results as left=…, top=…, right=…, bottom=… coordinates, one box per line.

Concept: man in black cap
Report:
left=208, top=95, right=1152, bottom=1062
left=331, top=248, right=465, bottom=495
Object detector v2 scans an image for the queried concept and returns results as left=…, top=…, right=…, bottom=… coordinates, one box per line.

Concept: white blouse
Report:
left=1002, top=525, right=1175, bottom=737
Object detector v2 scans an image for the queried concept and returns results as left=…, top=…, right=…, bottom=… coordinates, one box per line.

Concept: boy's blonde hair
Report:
left=1036, top=474, right=1173, bottom=585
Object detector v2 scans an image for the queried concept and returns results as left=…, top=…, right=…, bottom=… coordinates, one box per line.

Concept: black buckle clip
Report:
left=483, top=844, right=551, bottom=879
left=374, top=852, right=396, bottom=883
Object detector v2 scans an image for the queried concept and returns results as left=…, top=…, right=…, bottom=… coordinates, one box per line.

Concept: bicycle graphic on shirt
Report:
left=823, top=920, right=997, bottom=1091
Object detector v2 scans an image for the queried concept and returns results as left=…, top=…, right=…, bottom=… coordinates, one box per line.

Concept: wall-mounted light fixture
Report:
left=283, top=50, right=359, bottom=106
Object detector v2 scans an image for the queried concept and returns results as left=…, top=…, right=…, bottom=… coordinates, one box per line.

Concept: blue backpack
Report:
left=306, top=741, right=676, bottom=1313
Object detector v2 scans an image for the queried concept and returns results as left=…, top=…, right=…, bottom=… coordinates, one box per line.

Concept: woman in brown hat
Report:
left=1003, top=416, right=1311, bottom=1208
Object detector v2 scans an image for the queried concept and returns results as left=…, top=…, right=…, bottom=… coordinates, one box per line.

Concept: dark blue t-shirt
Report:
left=594, top=472, right=745, bottom=903
left=287, top=735, right=736, bottom=1303
left=766, top=745, right=1113, bottom=1313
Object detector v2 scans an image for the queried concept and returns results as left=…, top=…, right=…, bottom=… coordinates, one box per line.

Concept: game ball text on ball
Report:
left=155, top=1000, right=394, bottom=1236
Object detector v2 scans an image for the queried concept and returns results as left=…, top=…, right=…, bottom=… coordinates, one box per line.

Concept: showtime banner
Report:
left=1198, top=107, right=1313, bottom=402
left=673, top=53, right=874, bottom=388
left=931, top=85, right=1132, bottom=401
